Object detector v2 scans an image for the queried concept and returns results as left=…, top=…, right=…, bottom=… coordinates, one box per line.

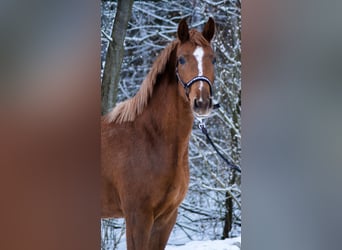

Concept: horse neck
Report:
left=141, top=74, right=194, bottom=145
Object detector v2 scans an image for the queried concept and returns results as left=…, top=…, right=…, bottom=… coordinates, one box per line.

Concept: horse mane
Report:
left=106, top=29, right=210, bottom=124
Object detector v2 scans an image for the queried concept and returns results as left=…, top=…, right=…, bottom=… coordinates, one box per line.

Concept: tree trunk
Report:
left=222, top=190, right=233, bottom=239
left=101, top=0, right=134, bottom=115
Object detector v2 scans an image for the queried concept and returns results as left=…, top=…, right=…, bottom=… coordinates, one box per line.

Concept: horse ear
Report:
left=177, top=18, right=189, bottom=43
left=202, top=17, right=215, bottom=42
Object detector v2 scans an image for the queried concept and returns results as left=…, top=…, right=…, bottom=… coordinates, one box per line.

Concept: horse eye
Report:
left=178, top=56, right=186, bottom=65
left=212, top=57, right=216, bottom=64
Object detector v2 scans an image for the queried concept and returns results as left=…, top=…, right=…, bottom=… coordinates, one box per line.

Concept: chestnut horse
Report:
left=101, top=18, right=216, bottom=250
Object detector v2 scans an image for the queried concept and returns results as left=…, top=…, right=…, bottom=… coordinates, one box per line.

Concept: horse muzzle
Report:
left=193, top=97, right=213, bottom=117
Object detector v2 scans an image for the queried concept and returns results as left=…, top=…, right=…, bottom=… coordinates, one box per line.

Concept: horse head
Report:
left=176, top=17, right=216, bottom=118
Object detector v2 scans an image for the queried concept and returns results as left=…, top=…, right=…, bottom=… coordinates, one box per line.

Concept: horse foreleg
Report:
left=125, top=211, right=154, bottom=250
left=148, top=209, right=178, bottom=250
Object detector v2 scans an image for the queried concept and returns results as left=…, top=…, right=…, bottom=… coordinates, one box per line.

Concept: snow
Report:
left=166, top=237, right=241, bottom=250
left=114, top=235, right=241, bottom=250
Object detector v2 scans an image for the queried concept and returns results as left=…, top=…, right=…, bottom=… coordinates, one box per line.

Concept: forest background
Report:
left=100, top=0, right=241, bottom=248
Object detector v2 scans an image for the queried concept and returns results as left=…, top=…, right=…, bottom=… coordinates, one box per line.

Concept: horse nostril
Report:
left=194, top=99, right=199, bottom=108
left=194, top=99, right=211, bottom=109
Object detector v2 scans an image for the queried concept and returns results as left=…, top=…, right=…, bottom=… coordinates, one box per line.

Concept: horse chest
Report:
left=166, top=176, right=188, bottom=205
left=153, top=159, right=190, bottom=214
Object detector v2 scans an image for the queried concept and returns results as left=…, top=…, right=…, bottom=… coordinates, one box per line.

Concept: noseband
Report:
left=176, top=67, right=213, bottom=97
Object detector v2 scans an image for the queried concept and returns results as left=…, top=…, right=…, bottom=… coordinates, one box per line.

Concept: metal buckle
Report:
left=198, top=118, right=206, bottom=130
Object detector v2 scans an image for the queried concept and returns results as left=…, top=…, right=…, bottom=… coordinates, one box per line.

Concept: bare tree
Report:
left=101, top=0, right=134, bottom=114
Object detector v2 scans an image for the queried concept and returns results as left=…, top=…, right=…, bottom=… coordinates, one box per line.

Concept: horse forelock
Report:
left=188, top=29, right=211, bottom=47
left=106, top=29, right=210, bottom=124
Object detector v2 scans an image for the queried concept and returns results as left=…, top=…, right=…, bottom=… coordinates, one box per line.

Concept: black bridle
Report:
left=176, top=66, right=220, bottom=109
left=175, top=67, right=240, bottom=173
left=176, top=66, right=213, bottom=97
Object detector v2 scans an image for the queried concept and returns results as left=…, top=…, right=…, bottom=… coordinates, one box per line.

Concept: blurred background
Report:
left=1, top=0, right=342, bottom=250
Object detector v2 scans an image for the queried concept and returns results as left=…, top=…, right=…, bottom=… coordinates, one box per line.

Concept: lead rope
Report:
left=198, top=119, right=242, bottom=173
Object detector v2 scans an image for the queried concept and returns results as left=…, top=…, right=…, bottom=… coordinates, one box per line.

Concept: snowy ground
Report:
left=105, top=220, right=241, bottom=250
left=166, top=237, right=241, bottom=250
left=113, top=237, right=241, bottom=250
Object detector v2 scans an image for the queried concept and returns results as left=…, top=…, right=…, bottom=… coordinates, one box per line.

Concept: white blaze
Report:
left=193, top=46, right=204, bottom=75
left=193, top=46, right=204, bottom=101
